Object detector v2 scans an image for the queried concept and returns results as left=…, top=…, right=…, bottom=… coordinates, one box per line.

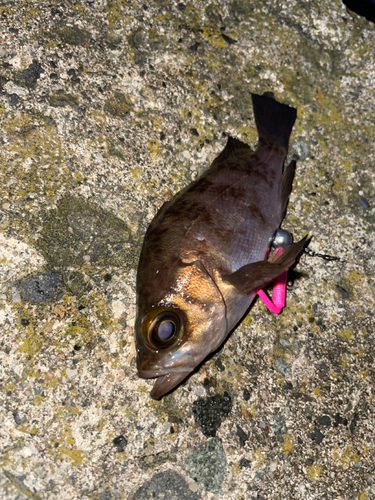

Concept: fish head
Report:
left=135, top=260, right=227, bottom=399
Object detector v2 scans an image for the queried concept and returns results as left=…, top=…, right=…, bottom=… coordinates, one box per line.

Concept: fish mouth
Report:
left=138, top=369, right=192, bottom=400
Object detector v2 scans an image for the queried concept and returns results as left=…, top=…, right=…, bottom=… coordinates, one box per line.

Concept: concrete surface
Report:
left=0, top=1, right=375, bottom=499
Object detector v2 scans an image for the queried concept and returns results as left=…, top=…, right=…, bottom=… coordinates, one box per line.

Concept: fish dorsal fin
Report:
left=213, top=136, right=251, bottom=165
left=224, top=236, right=308, bottom=294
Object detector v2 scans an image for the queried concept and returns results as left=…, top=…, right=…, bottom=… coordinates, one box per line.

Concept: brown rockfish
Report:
left=135, top=93, right=306, bottom=399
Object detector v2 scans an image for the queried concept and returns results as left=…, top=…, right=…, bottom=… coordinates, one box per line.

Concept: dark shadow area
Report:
left=343, top=0, right=375, bottom=23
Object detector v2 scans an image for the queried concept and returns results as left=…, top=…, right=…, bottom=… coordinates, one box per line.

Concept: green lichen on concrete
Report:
left=48, top=91, right=80, bottom=109
left=268, top=297, right=318, bottom=330
left=14, top=307, right=47, bottom=357
left=148, top=28, right=169, bottom=51
left=107, top=142, right=126, bottom=160
left=272, top=332, right=301, bottom=362
left=104, top=0, right=133, bottom=28
left=47, top=414, right=86, bottom=465
left=202, top=28, right=229, bottom=50
left=0, top=5, right=14, bottom=18
left=10, top=298, right=96, bottom=365
left=0, top=113, right=69, bottom=240
left=127, top=26, right=170, bottom=65
left=104, top=92, right=133, bottom=118
left=33, top=403, right=85, bottom=466
left=204, top=2, right=225, bottom=25
left=153, top=393, right=184, bottom=424
left=54, top=26, right=92, bottom=47
left=2, top=469, right=42, bottom=500
left=0, top=1, right=40, bottom=24
left=208, top=355, right=244, bottom=395
left=35, top=194, right=138, bottom=296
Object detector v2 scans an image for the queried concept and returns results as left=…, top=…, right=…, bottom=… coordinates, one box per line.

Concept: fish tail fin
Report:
left=251, top=93, right=297, bottom=150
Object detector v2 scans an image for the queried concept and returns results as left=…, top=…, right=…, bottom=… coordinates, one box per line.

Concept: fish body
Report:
left=135, top=93, right=304, bottom=399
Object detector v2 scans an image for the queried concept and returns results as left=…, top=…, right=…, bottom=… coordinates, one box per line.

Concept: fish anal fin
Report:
left=281, top=158, right=297, bottom=215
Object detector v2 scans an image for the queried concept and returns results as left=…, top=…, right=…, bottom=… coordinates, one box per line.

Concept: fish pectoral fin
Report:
left=225, top=235, right=308, bottom=294
left=224, top=261, right=287, bottom=294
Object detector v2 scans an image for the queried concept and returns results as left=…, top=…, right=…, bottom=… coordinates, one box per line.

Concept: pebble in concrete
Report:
left=18, top=272, right=60, bottom=303
left=184, top=437, right=227, bottom=494
left=192, top=392, right=232, bottom=437
left=131, top=470, right=199, bottom=500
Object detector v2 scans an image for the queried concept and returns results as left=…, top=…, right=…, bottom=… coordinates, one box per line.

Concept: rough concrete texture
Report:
left=0, top=1, right=374, bottom=499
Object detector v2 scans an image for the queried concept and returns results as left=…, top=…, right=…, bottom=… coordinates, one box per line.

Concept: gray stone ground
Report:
left=0, top=1, right=375, bottom=499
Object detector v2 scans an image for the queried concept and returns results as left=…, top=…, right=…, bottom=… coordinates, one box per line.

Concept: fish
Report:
left=135, top=93, right=306, bottom=399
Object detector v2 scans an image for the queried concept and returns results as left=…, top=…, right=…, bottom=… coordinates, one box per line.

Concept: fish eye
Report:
left=157, top=320, right=175, bottom=340
left=147, top=310, right=182, bottom=350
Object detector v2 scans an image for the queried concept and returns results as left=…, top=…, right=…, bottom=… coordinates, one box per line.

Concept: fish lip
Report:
left=149, top=371, right=192, bottom=400
left=137, top=369, right=169, bottom=379
left=137, top=366, right=191, bottom=379
left=136, top=349, right=204, bottom=398
left=137, top=368, right=193, bottom=399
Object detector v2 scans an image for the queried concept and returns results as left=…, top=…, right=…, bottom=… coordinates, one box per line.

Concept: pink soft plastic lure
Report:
left=256, top=248, right=287, bottom=314
left=256, top=230, right=292, bottom=314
